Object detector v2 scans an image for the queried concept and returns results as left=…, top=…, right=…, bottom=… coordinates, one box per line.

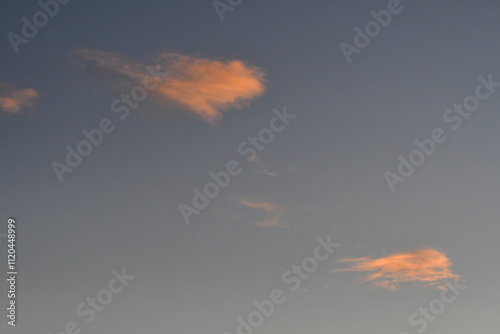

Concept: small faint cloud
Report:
left=262, top=170, right=277, bottom=177
left=239, top=199, right=284, bottom=215
left=0, top=83, right=40, bottom=114
left=238, top=198, right=287, bottom=228
left=73, top=48, right=266, bottom=124
left=251, top=156, right=278, bottom=177
left=73, top=48, right=146, bottom=80
left=335, top=249, right=460, bottom=290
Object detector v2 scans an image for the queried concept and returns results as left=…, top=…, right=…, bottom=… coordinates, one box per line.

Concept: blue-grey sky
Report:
left=1, top=0, right=499, bottom=333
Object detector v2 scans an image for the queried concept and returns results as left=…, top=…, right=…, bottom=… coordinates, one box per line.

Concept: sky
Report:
left=1, top=0, right=500, bottom=333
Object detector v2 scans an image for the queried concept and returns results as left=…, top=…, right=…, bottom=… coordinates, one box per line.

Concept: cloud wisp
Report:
left=335, top=249, right=460, bottom=290
left=238, top=199, right=287, bottom=228
left=251, top=156, right=278, bottom=177
left=239, top=199, right=284, bottom=215
left=74, top=48, right=266, bottom=124
left=0, top=83, right=40, bottom=114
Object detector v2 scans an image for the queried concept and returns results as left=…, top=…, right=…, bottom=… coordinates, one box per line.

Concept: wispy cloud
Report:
left=74, top=48, right=266, bottom=124
left=255, top=217, right=284, bottom=228
left=335, top=249, right=460, bottom=290
left=239, top=199, right=284, bottom=215
left=73, top=48, right=146, bottom=80
left=0, top=83, right=40, bottom=114
left=238, top=199, right=287, bottom=228
left=251, top=156, right=277, bottom=177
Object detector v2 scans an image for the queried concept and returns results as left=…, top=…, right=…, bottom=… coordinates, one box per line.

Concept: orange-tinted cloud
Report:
left=238, top=199, right=287, bottom=228
left=73, top=48, right=146, bottom=80
left=155, top=52, right=265, bottom=124
left=0, top=84, right=40, bottom=114
left=74, top=48, right=265, bottom=124
left=239, top=199, right=284, bottom=215
left=335, top=249, right=460, bottom=290
left=252, top=156, right=278, bottom=177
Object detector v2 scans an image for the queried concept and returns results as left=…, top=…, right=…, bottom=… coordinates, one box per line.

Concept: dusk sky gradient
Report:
left=1, top=1, right=500, bottom=333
